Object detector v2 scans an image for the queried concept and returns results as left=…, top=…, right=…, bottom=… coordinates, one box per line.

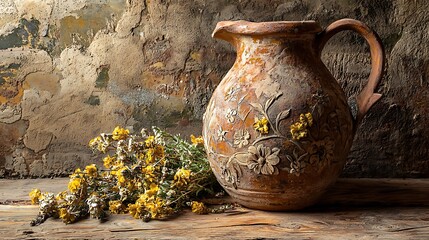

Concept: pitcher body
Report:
left=203, top=19, right=384, bottom=210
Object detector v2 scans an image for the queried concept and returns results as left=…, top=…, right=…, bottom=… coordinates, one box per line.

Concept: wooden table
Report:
left=1, top=178, right=428, bottom=239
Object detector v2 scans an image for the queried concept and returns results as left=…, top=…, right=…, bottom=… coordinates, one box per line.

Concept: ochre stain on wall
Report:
left=58, top=2, right=124, bottom=51
left=0, top=63, right=27, bottom=105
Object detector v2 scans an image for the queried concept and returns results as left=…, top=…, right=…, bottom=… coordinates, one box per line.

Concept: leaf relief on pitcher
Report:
left=249, top=91, right=292, bottom=143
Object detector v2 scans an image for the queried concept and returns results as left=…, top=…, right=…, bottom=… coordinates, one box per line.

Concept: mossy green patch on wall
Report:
left=132, top=96, right=188, bottom=131
left=0, top=63, right=20, bottom=85
left=85, top=95, right=100, bottom=106
left=95, top=65, right=110, bottom=88
left=0, top=19, right=39, bottom=49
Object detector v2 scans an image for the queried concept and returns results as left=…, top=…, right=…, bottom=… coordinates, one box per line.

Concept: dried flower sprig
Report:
left=30, top=126, right=231, bottom=225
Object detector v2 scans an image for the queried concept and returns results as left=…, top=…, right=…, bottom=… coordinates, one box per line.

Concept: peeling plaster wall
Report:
left=0, top=0, right=428, bottom=178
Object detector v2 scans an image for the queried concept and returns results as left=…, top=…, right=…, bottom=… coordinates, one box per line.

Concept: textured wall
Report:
left=0, top=0, right=427, bottom=178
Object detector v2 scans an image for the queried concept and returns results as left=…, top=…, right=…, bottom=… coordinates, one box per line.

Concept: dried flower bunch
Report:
left=29, top=126, right=229, bottom=225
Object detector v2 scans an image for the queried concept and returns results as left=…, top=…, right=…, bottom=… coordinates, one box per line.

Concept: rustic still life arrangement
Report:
left=29, top=18, right=384, bottom=224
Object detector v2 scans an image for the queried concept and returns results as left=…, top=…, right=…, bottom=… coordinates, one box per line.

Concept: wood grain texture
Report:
left=1, top=178, right=429, bottom=239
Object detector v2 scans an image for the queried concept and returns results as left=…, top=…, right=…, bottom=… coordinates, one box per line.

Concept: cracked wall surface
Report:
left=0, top=0, right=428, bottom=178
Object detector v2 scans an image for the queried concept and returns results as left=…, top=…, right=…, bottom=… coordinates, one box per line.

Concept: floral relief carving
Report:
left=221, top=144, right=281, bottom=187
left=233, top=129, right=250, bottom=148
left=225, top=108, right=237, bottom=123
left=308, top=137, right=335, bottom=165
left=247, top=145, right=280, bottom=175
left=285, top=148, right=309, bottom=176
left=209, top=89, right=342, bottom=186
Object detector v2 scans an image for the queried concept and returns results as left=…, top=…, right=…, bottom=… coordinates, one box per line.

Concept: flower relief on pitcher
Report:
left=211, top=88, right=345, bottom=188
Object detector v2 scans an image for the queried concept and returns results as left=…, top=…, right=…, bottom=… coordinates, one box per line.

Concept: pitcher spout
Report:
left=212, top=21, right=243, bottom=47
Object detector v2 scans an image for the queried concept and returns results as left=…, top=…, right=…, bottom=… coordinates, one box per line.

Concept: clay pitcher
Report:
left=202, top=19, right=384, bottom=210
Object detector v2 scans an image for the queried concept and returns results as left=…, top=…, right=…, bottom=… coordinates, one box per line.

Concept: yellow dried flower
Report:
left=117, top=171, right=126, bottom=185
left=88, top=136, right=101, bottom=147
left=174, top=168, right=191, bottom=187
left=112, top=186, right=119, bottom=193
left=85, top=164, right=98, bottom=177
left=55, top=191, right=68, bottom=201
left=126, top=180, right=137, bottom=191
left=136, top=193, right=149, bottom=205
left=112, top=126, right=130, bottom=141
left=154, top=145, right=165, bottom=159
left=146, top=198, right=165, bottom=218
left=127, top=203, right=140, bottom=219
left=111, top=159, right=124, bottom=171
left=290, top=112, right=313, bottom=140
left=109, top=200, right=124, bottom=214
left=136, top=152, right=145, bottom=161
left=59, top=207, right=76, bottom=224
left=145, top=183, right=159, bottom=197
left=190, top=135, right=204, bottom=146
left=128, top=193, right=150, bottom=219
left=29, top=189, right=41, bottom=205
left=68, top=178, right=83, bottom=193
left=253, top=116, right=269, bottom=134
left=115, top=167, right=129, bottom=186
left=142, top=165, right=156, bottom=183
left=191, top=201, right=207, bottom=214
left=103, top=155, right=115, bottom=169
left=145, top=136, right=155, bottom=147
left=145, top=148, right=155, bottom=165
left=69, top=168, right=84, bottom=180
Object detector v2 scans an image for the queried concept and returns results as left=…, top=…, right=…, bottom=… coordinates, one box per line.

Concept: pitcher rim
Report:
left=212, top=20, right=322, bottom=38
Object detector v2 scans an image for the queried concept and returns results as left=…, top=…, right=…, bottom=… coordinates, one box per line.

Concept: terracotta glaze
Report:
left=202, top=19, right=385, bottom=210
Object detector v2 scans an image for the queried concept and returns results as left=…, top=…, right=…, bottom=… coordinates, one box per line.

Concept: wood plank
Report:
left=2, top=178, right=429, bottom=206
left=1, top=178, right=429, bottom=239
left=1, top=205, right=428, bottom=239
left=0, top=178, right=67, bottom=204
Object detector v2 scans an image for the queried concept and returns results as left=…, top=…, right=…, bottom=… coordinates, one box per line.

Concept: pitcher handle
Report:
left=317, top=18, right=385, bottom=124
